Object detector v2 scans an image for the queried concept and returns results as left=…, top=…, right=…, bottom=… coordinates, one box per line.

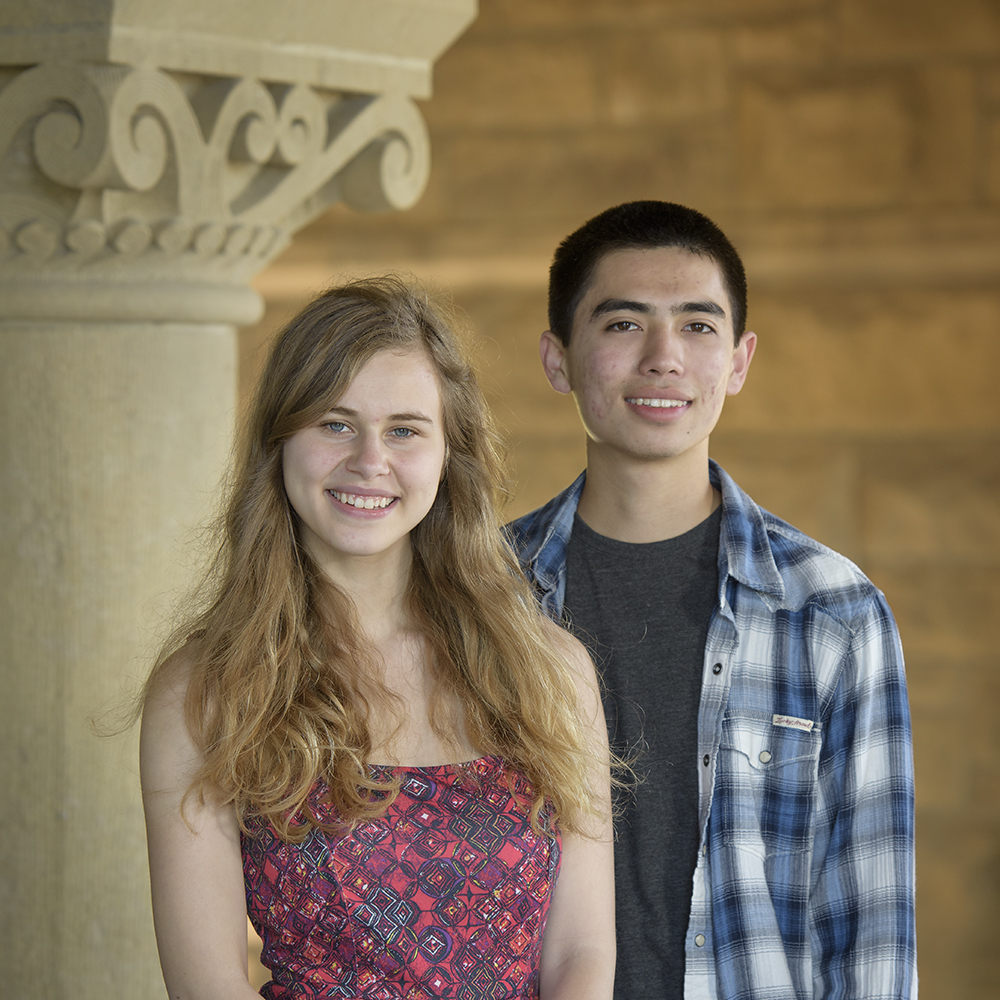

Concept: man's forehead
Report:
left=576, top=246, right=730, bottom=316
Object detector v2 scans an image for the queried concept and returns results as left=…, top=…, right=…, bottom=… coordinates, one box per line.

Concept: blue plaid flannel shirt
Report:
left=507, top=461, right=917, bottom=999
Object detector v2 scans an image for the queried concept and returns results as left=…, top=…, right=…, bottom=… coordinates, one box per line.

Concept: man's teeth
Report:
left=627, top=397, right=688, bottom=408
left=330, top=491, right=393, bottom=509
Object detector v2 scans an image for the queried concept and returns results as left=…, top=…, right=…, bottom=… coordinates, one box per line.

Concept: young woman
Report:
left=139, top=276, right=614, bottom=1000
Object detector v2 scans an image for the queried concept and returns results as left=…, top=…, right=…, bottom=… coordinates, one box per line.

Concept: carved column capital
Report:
left=0, top=62, right=438, bottom=324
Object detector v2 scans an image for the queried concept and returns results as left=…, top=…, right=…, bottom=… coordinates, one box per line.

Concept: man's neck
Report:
left=575, top=442, right=719, bottom=543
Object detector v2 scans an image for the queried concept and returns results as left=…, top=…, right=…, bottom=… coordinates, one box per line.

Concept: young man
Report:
left=507, top=202, right=916, bottom=1000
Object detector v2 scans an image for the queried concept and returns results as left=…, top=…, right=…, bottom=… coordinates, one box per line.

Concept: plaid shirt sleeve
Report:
left=694, top=466, right=917, bottom=999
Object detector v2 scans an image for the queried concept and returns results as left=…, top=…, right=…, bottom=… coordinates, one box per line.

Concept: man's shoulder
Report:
left=717, top=464, right=888, bottom=624
left=505, top=474, right=585, bottom=558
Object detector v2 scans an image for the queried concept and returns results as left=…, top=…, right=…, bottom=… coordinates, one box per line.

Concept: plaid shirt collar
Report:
left=511, top=460, right=787, bottom=616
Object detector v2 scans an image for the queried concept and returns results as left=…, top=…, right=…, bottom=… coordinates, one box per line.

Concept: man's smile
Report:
left=625, top=397, right=690, bottom=408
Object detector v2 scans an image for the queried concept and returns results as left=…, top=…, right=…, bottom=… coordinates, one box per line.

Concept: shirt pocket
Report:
left=714, top=710, right=823, bottom=858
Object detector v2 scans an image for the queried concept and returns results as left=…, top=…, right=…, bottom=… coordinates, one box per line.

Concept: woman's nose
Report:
left=346, top=432, right=389, bottom=477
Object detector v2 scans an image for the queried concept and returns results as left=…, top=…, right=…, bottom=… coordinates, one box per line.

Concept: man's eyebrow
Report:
left=672, top=300, right=727, bottom=319
left=325, top=405, right=435, bottom=424
left=590, top=298, right=655, bottom=319
left=589, top=298, right=728, bottom=320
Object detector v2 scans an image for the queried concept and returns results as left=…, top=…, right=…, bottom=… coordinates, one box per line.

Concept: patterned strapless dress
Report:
left=241, top=755, right=561, bottom=999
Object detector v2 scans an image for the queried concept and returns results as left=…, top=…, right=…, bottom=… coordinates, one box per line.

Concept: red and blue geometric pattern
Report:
left=242, top=755, right=561, bottom=998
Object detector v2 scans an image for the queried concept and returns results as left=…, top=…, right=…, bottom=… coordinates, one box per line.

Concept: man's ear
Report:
left=726, top=330, right=757, bottom=396
left=539, top=330, right=572, bottom=394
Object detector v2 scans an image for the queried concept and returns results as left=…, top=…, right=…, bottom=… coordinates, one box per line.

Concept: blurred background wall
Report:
left=243, top=1, right=1000, bottom=996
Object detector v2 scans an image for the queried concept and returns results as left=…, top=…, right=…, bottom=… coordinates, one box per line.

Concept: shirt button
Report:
left=712, top=662, right=723, bottom=675
left=759, top=750, right=772, bottom=763
left=694, top=934, right=706, bottom=947
left=702, top=754, right=710, bottom=766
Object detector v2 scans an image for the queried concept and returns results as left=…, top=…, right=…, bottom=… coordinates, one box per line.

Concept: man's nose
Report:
left=640, top=326, right=683, bottom=376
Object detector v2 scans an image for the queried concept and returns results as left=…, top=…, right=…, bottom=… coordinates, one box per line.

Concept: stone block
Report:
left=906, top=654, right=996, bottom=814
left=738, top=74, right=911, bottom=210
left=451, top=286, right=588, bottom=514
left=721, top=289, right=1000, bottom=434
left=839, top=0, right=1000, bottom=61
left=435, top=125, right=732, bottom=225
left=915, top=816, right=1000, bottom=1000
left=604, top=29, right=728, bottom=125
left=909, top=67, right=977, bottom=206
left=0, top=0, right=477, bottom=97
left=869, top=566, right=1000, bottom=660
left=860, top=440, right=1000, bottom=567
left=988, top=114, right=1000, bottom=205
left=475, top=0, right=825, bottom=30
left=426, top=38, right=599, bottom=130
left=731, top=17, right=829, bottom=67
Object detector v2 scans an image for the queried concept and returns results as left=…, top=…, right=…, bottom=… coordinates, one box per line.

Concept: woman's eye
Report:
left=389, top=427, right=415, bottom=438
left=324, top=421, right=348, bottom=433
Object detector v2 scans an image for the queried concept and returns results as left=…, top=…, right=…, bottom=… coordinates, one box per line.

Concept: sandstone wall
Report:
left=247, top=2, right=1000, bottom=995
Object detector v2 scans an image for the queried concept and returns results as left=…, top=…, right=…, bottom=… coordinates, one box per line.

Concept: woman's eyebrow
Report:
left=323, top=405, right=434, bottom=424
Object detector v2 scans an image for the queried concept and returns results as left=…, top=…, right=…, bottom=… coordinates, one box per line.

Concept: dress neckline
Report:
left=367, top=753, right=500, bottom=775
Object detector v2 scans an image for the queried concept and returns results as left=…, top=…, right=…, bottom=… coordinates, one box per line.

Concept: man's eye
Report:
left=609, top=320, right=640, bottom=332
left=687, top=322, right=715, bottom=333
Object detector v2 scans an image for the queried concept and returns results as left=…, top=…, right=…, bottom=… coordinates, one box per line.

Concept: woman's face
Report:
left=282, top=346, right=447, bottom=576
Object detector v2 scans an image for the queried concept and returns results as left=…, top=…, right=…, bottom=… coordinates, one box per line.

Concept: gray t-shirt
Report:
left=564, top=507, right=721, bottom=1000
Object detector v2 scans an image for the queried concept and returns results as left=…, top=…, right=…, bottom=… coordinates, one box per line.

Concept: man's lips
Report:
left=328, top=489, right=396, bottom=510
left=625, top=397, right=690, bottom=409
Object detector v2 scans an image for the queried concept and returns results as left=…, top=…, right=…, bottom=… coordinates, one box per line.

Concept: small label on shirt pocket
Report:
left=715, top=710, right=823, bottom=857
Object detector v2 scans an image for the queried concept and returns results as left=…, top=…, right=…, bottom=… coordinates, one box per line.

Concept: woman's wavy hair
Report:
left=147, top=275, right=602, bottom=841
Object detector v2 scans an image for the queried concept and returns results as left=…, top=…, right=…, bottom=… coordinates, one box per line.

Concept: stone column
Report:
left=0, top=3, right=476, bottom=997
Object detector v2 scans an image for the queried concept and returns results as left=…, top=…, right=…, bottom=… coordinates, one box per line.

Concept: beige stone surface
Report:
left=915, top=816, right=1000, bottom=998
left=738, top=74, right=912, bottom=210
left=860, top=440, right=1000, bottom=566
left=731, top=17, right=830, bottom=67
left=0, top=320, right=235, bottom=998
left=839, top=0, right=1000, bottom=59
left=722, top=289, right=1000, bottom=433
left=604, top=29, right=729, bottom=125
left=909, top=66, right=978, bottom=206
left=871, top=566, right=1000, bottom=660
left=428, top=37, right=600, bottom=129
left=0, top=0, right=477, bottom=96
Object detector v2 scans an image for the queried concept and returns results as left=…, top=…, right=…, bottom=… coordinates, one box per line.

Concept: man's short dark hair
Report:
left=548, top=200, right=748, bottom=346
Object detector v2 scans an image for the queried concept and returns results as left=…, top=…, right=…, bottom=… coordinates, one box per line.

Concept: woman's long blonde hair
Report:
left=147, top=276, right=601, bottom=840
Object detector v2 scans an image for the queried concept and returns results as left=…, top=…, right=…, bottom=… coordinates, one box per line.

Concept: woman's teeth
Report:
left=330, top=490, right=394, bottom=509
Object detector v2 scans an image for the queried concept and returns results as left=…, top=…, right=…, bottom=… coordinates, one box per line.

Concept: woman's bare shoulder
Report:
left=144, top=636, right=204, bottom=709
left=538, top=615, right=595, bottom=679
left=140, top=638, right=207, bottom=791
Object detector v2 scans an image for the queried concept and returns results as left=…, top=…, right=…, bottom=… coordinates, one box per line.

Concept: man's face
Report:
left=540, top=246, right=755, bottom=467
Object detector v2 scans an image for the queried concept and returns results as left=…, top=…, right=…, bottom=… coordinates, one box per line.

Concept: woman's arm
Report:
left=139, top=654, right=261, bottom=1000
left=538, top=625, right=616, bottom=1000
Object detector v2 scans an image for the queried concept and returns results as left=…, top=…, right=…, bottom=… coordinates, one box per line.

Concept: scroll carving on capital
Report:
left=0, top=61, right=431, bottom=323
